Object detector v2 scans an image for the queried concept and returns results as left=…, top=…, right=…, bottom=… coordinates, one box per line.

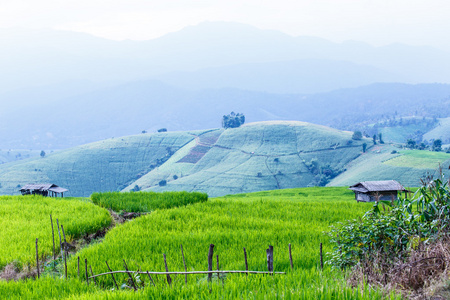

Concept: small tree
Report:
left=372, top=134, right=377, bottom=145
left=378, top=133, right=384, bottom=144
left=362, top=143, right=367, bottom=153
left=222, top=112, right=245, bottom=129
left=406, top=139, right=416, bottom=149
left=40, top=150, right=46, bottom=158
left=352, top=131, right=362, bottom=140
left=432, top=139, right=442, bottom=152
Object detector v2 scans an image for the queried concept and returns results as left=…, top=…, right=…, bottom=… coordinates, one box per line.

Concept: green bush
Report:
left=91, top=191, right=208, bottom=212
left=328, top=173, right=450, bottom=269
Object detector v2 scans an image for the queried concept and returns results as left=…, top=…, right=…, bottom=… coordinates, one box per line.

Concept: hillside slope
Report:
left=328, top=145, right=450, bottom=187
left=0, top=131, right=206, bottom=196
left=0, top=122, right=367, bottom=197
left=125, top=121, right=367, bottom=196
left=2, top=122, right=448, bottom=198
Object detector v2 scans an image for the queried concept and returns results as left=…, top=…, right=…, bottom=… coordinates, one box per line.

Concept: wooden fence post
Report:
left=50, top=215, right=55, bottom=261
left=208, top=244, right=214, bottom=282
left=35, top=238, right=40, bottom=279
left=56, top=219, right=64, bottom=259
left=163, top=254, right=172, bottom=286
left=243, top=247, right=248, bottom=276
left=77, top=257, right=80, bottom=278
left=106, top=261, right=119, bottom=290
left=289, top=243, right=293, bottom=270
left=320, top=243, right=323, bottom=270
left=146, top=271, right=156, bottom=287
left=181, top=244, right=188, bottom=284
left=90, top=265, right=97, bottom=286
left=85, top=258, right=89, bottom=284
left=216, top=254, right=220, bottom=282
left=123, top=260, right=137, bottom=291
left=61, top=225, right=68, bottom=279
left=266, top=245, right=273, bottom=273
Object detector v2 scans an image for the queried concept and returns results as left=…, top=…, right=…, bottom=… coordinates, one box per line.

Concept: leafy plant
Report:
left=328, top=169, right=450, bottom=270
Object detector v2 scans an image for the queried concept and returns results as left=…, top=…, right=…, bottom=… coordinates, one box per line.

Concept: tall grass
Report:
left=91, top=191, right=208, bottom=212
left=0, top=188, right=401, bottom=299
left=0, top=195, right=111, bottom=270
left=71, top=188, right=371, bottom=287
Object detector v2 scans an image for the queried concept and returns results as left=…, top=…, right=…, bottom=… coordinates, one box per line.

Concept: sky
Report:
left=0, top=0, right=449, bottom=50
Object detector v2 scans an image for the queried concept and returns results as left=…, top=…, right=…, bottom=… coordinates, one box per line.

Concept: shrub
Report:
left=352, top=131, right=362, bottom=140
left=158, top=180, right=167, bottom=186
left=328, top=171, right=450, bottom=270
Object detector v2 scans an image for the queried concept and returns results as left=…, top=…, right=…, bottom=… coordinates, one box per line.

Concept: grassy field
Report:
left=0, top=187, right=402, bottom=299
left=0, top=195, right=111, bottom=270
left=67, top=188, right=374, bottom=290
left=383, top=150, right=450, bottom=169
left=91, top=191, right=208, bottom=212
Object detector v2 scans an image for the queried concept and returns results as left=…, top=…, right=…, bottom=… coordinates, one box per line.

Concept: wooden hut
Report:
left=349, top=180, right=409, bottom=202
left=20, top=184, right=68, bottom=197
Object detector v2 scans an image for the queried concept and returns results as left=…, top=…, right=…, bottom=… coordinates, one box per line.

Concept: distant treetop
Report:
left=222, top=112, right=245, bottom=129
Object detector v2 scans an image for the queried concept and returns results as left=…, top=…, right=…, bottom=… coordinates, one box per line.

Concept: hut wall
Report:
left=356, top=192, right=371, bottom=202
left=369, top=191, right=397, bottom=201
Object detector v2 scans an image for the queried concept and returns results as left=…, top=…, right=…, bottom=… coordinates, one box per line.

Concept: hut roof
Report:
left=20, top=183, right=68, bottom=193
left=349, top=180, right=407, bottom=193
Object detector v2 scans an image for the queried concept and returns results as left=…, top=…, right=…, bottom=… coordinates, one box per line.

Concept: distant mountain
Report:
left=154, top=59, right=399, bottom=94
left=1, top=82, right=450, bottom=149
left=1, top=21, right=450, bottom=95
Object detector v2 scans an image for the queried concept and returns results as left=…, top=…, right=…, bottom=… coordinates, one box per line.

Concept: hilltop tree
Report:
left=40, top=150, right=46, bottom=158
left=372, top=134, right=377, bottom=145
left=222, top=112, right=245, bottom=129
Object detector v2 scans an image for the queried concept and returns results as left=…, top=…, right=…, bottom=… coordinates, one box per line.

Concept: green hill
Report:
left=125, top=121, right=367, bottom=196
left=423, top=117, right=450, bottom=144
left=328, top=145, right=450, bottom=187
left=0, top=131, right=206, bottom=196
left=2, top=121, right=449, bottom=198
left=0, top=122, right=367, bottom=197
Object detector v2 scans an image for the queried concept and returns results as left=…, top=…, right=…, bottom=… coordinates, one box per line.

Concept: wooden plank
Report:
left=89, top=270, right=286, bottom=279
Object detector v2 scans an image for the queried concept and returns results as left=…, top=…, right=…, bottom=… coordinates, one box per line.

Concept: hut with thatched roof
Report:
left=349, top=180, right=409, bottom=202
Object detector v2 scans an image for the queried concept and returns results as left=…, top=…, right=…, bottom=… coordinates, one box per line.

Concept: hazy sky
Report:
left=1, top=0, right=449, bottom=49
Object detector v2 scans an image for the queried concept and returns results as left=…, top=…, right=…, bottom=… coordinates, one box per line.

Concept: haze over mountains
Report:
left=1, top=21, right=450, bottom=150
